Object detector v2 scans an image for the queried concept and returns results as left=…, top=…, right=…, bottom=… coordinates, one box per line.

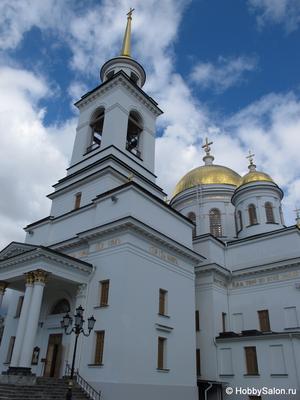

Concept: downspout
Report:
left=204, top=382, right=213, bottom=400
left=289, top=333, right=300, bottom=388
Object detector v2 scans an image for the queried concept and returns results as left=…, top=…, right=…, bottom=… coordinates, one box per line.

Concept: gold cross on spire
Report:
left=127, top=7, right=135, bottom=18
left=246, top=150, right=255, bottom=165
left=120, top=8, right=135, bottom=57
left=202, top=137, right=213, bottom=155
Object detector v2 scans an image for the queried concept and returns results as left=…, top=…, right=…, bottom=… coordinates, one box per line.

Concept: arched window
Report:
left=126, top=111, right=143, bottom=157
left=88, top=108, right=105, bottom=152
left=187, top=212, right=196, bottom=236
left=209, top=208, right=222, bottom=237
left=265, top=202, right=275, bottom=223
left=237, top=210, right=243, bottom=232
left=248, top=204, right=258, bottom=226
left=50, top=299, right=70, bottom=315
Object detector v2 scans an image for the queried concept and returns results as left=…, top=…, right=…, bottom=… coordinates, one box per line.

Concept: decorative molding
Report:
left=155, top=323, right=173, bottom=333
left=76, top=283, right=87, bottom=298
left=76, top=74, right=161, bottom=116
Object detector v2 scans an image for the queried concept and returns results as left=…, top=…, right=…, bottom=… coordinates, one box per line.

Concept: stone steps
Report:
left=0, top=377, right=90, bottom=400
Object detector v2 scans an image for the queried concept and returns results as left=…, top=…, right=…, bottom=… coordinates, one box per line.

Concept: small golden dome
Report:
left=173, top=165, right=241, bottom=198
left=238, top=171, right=274, bottom=188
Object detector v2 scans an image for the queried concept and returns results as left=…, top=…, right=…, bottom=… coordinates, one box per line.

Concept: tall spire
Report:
left=121, top=8, right=135, bottom=58
left=202, top=137, right=214, bottom=165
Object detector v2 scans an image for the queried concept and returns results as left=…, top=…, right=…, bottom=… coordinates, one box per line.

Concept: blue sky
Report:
left=0, top=0, right=300, bottom=246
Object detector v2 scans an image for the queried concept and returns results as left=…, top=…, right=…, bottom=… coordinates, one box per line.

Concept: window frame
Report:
left=209, top=208, right=223, bottom=237
left=74, top=192, right=82, bottom=210
left=244, top=346, right=259, bottom=375
left=157, top=336, right=168, bottom=371
left=99, top=280, right=110, bottom=307
left=248, top=204, right=258, bottom=226
left=258, top=309, right=271, bottom=332
left=265, top=202, right=275, bottom=224
left=94, top=330, right=105, bottom=365
left=158, top=289, right=168, bottom=316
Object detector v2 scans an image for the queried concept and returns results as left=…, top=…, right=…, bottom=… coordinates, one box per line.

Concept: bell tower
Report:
left=69, top=9, right=162, bottom=182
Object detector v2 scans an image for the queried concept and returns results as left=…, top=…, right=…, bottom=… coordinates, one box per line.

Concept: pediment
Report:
left=0, top=242, right=37, bottom=260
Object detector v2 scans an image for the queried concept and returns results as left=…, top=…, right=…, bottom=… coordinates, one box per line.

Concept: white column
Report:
left=0, top=282, right=8, bottom=309
left=10, top=273, right=34, bottom=367
left=19, top=270, right=47, bottom=368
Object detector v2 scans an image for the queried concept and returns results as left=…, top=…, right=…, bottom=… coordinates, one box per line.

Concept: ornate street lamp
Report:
left=61, top=305, right=96, bottom=399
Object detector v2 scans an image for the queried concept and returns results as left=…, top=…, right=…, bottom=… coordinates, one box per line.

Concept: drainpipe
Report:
left=289, top=333, right=300, bottom=388
left=204, top=382, right=213, bottom=400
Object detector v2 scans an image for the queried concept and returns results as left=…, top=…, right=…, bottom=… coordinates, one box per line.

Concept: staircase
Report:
left=0, top=377, right=90, bottom=400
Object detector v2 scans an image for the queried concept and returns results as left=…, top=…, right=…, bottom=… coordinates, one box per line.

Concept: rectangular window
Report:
left=195, top=310, right=200, bottom=331
left=245, top=346, right=259, bottom=375
left=258, top=309, right=271, bottom=332
left=74, top=192, right=82, bottom=209
left=222, top=312, right=227, bottom=332
left=284, top=306, right=299, bottom=328
left=219, top=348, right=233, bottom=375
left=270, top=345, right=287, bottom=375
left=15, top=296, right=24, bottom=318
left=232, top=313, right=244, bottom=332
left=6, top=336, right=16, bottom=364
left=157, top=337, right=167, bottom=370
left=159, top=289, right=168, bottom=316
left=196, top=348, right=201, bottom=376
left=94, top=331, right=105, bottom=365
left=99, top=280, right=110, bottom=307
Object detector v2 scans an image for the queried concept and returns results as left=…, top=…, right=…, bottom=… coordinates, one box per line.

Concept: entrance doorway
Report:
left=44, top=334, right=63, bottom=377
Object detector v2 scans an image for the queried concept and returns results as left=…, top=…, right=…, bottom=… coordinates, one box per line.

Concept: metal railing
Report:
left=65, top=363, right=101, bottom=400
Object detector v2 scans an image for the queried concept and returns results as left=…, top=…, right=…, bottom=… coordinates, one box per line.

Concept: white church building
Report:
left=0, top=12, right=299, bottom=400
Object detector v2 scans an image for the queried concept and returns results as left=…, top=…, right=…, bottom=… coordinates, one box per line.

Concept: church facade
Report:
left=0, top=12, right=299, bottom=400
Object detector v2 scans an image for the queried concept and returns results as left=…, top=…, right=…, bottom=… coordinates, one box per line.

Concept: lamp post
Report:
left=61, top=305, right=96, bottom=400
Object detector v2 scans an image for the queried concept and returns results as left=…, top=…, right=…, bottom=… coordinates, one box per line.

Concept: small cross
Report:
left=246, top=150, right=255, bottom=165
left=127, top=8, right=135, bottom=18
left=202, top=137, right=213, bottom=155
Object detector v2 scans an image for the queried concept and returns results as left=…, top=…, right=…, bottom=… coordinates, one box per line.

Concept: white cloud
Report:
left=190, top=56, right=257, bottom=93
left=248, top=0, right=300, bottom=32
left=0, top=66, right=74, bottom=248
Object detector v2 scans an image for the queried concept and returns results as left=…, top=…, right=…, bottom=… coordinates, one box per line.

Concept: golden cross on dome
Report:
left=202, top=137, right=213, bottom=155
left=246, top=150, right=255, bottom=165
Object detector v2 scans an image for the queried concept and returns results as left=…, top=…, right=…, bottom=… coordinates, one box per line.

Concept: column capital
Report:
left=33, top=269, right=48, bottom=284
left=0, top=281, right=8, bottom=295
left=24, top=272, right=34, bottom=285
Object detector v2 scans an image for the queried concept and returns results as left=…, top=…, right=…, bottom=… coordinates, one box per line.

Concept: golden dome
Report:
left=173, top=165, right=241, bottom=198
left=238, top=171, right=274, bottom=188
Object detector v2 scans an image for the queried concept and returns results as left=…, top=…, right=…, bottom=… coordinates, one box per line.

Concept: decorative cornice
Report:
left=75, top=72, right=162, bottom=116
left=52, top=216, right=203, bottom=264
left=0, top=247, right=93, bottom=276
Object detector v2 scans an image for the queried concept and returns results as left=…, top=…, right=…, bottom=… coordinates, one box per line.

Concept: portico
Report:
left=0, top=243, right=93, bottom=376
